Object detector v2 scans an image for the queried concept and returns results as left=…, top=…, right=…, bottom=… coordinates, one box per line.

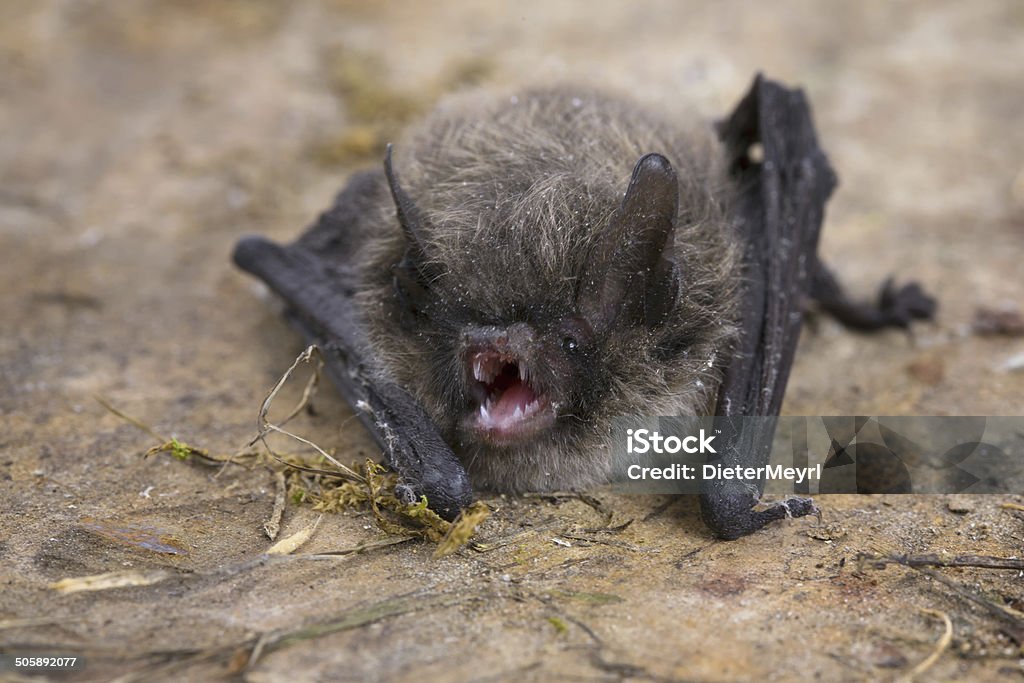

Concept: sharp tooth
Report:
left=513, top=405, right=523, bottom=420
left=526, top=400, right=538, bottom=414
left=479, top=403, right=489, bottom=422
left=519, top=363, right=526, bottom=381
left=474, top=360, right=482, bottom=381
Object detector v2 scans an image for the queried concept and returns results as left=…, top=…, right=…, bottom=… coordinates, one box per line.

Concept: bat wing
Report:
left=233, top=172, right=473, bottom=521
left=700, top=75, right=835, bottom=538
left=701, top=75, right=935, bottom=538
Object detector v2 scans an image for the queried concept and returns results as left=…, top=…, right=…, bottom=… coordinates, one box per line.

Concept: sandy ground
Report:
left=1, top=1, right=1023, bottom=681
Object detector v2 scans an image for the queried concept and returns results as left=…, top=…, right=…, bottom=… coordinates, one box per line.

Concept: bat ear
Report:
left=579, top=153, right=681, bottom=331
left=384, top=144, right=432, bottom=255
left=384, top=144, right=439, bottom=323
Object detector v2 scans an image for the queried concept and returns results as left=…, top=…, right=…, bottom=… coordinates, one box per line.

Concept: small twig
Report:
left=245, top=632, right=273, bottom=673
left=898, top=609, right=952, bottom=683
left=274, top=350, right=322, bottom=429
left=260, top=451, right=357, bottom=479
left=266, top=516, right=322, bottom=555
left=248, top=591, right=473, bottom=667
left=303, top=536, right=416, bottom=557
left=581, top=519, right=633, bottom=534
left=0, top=617, right=85, bottom=631
left=861, top=550, right=1024, bottom=635
left=469, top=518, right=562, bottom=552
left=917, top=567, right=1024, bottom=625
left=95, top=395, right=167, bottom=442
left=97, top=396, right=251, bottom=468
left=263, top=471, right=287, bottom=540
left=248, top=345, right=322, bottom=446
left=247, top=345, right=364, bottom=483
left=642, top=496, right=680, bottom=522
left=261, top=426, right=362, bottom=480
left=558, top=533, right=653, bottom=553
left=561, top=614, right=604, bottom=646
left=524, top=491, right=614, bottom=525
left=860, top=552, right=1024, bottom=571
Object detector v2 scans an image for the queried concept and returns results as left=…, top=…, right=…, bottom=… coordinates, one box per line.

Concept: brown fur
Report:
left=350, top=86, right=742, bottom=492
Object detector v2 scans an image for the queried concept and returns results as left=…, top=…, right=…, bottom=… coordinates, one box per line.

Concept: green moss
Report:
left=547, top=616, right=568, bottom=635
left=552, top=590, right=625, bottom=605
left=292, top=459, right=489, bottom=552
left=169, top=438, right=192, bottom=461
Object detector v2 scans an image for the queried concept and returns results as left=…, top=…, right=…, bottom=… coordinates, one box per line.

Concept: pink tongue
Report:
left=490, top=381, right=536, bottom=421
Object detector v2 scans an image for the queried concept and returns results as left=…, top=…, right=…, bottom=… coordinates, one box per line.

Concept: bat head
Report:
left=362, top=89, right=740, bottom=490
left=384, top=147, right=687, bottom=449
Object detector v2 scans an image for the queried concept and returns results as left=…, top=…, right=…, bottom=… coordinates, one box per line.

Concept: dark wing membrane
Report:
left=233, top=172, right=472, bottom=521
left=700, top=75, right=835, bottom=538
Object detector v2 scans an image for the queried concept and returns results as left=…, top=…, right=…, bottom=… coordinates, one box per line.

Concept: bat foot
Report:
left=701, top=491, right=818, bottom=540
left=878, top=278, right=937, bottom=328
left=810, top=261, right=938, bottom=332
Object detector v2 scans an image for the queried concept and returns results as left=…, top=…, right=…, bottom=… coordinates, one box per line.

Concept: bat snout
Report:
left=459, top=324, right=555, bottom=444
left=461, top=322, right=535, bottom=355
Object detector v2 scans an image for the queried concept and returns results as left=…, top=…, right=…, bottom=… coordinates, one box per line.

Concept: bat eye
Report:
left=561, top=336, right=579, bottom=353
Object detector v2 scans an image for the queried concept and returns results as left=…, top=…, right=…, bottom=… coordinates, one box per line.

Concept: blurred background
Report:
left=1, top=2, right=1022, bottom=681
left=2, top=1, right=1021, bottom=421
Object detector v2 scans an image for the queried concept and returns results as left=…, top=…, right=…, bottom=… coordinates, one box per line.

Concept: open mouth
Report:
left=467, top=349, right=554, bottom=442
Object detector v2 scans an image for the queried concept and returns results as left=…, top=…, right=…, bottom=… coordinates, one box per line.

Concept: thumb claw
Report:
left=878, top=280, right=937, bottom=327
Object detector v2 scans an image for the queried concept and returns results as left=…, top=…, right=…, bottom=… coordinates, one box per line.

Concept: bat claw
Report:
left=779, top=497, right=819, bottom=520
left=878, top=278, right=937, bottom=327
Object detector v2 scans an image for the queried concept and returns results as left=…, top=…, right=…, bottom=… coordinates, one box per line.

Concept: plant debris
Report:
left=50, top=569, right=176, bottom=594
left=267, top=515, right=322, bottom=555
left=96, top=395, right=259, bottom=469
left=808, top=522, right=848, bottom=541
left=859, top=552, right=1024, bottom=571
left=79, top=517, right=190, bottom=555
left=524, top=491, right=615, bottom=527
left=99, top=345, right=490, bottom=554
left=897, top=609, right=953, bottom=683
left=547, top=616, right=569, bottom=635
left=550, top=590, right=624, bottom=606
left=263, top=471, right=287, bottom=540
left=972, top=306, right=1024, bottom=337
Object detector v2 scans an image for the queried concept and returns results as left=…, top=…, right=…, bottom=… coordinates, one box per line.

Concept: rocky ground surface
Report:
left=1, top=2, right=1023, bottom=681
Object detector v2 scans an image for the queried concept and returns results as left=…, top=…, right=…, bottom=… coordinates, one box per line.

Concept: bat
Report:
left=233, top=75, right=935, bottom=538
